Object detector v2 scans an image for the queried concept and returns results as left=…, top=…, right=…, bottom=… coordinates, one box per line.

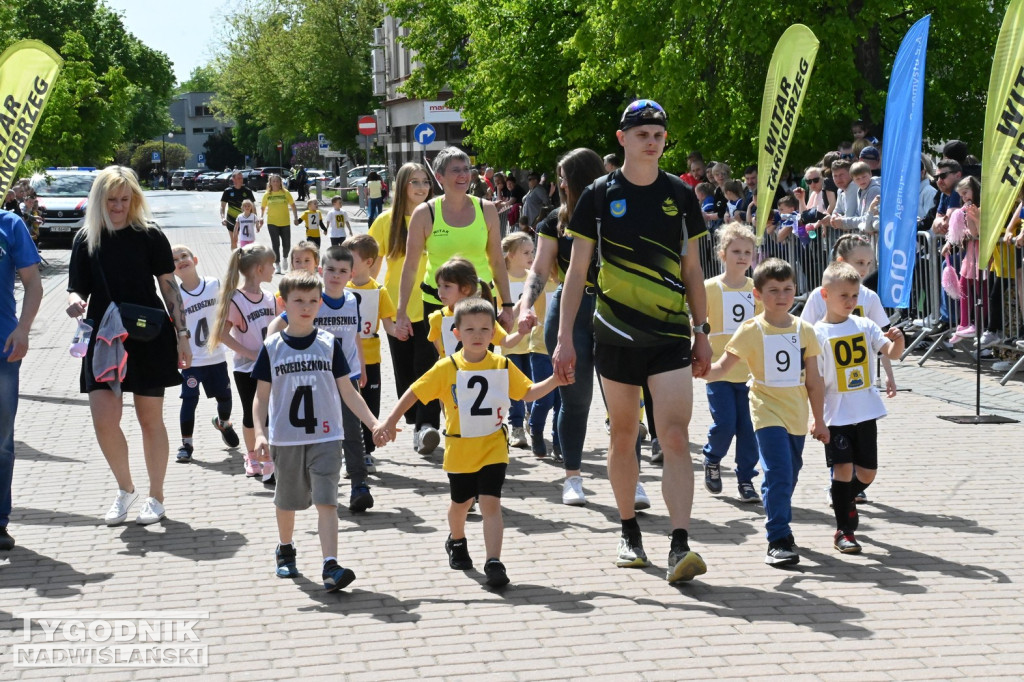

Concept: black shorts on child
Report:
left=448, top=463, right=507, bottom=503
left=180, top=362, right=231, bottom=399
left=824, top=420, right=878, bottom=469
left=595, top=339, right=691, bottom=385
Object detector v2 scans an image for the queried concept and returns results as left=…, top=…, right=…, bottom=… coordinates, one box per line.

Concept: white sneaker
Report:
left=364, top=454, right=377, bottom=474
left=104, top=489, right=139, bottom=526
left=509, top=426, right=528, bottom=448
left=979, top=330, right=1003, bottom=348
left=135, top=497, right=165, bottom=525
left=416, top=426, right=440, bottom=454
left=634, top=483, right=651, bottom=511
left=562, top=476, right=586, bottom=506
left=274, top=263, right=283, bottom=274
left=994, top=360, right=1015, bottom=372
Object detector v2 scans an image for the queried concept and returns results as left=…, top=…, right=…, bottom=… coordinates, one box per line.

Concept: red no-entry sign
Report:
left=358, top=115, right=377, bottom=136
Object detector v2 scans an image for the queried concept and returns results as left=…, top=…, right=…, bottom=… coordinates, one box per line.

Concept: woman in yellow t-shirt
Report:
left=367, top=162, right=440, bottom=454
left=366, top=171, right=384, bottom=223
left=259, top=173, right=298, bottom=273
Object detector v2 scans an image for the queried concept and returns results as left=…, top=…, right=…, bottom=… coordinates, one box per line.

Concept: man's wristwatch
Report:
left=177, top=328, right=191, bottom=339
left=692, top=321, right=711, bottom=335
left=501, top=302, right=514, bottom=309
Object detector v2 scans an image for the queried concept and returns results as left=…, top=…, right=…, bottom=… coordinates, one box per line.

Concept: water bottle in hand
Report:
left=69, top=319, right=93, bottom=358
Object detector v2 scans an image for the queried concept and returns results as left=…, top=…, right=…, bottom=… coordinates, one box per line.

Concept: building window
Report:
left=194, top=105, right=213, bottom=117
left=192, top=127, right=217, bottom=134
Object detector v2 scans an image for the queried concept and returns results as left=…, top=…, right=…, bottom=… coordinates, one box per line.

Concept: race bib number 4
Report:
left=455, top=369, right=510, bottom=438
left=829, top=332, right=869, bottom=392
left=763, top=332, right=802, bottom=387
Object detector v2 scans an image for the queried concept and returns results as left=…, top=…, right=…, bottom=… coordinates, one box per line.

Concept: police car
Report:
left=30, top=167, right=99, bottom=243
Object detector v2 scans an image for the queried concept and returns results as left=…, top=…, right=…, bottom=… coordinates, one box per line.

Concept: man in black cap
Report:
left=942, top=139, right=981, bottom=180
left=553, top=99, right=711, bottom=584
left=860, top=146, right=881, bottom=176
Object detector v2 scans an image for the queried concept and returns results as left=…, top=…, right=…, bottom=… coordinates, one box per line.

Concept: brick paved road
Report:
left=1, top=192, right=1022, bottom=680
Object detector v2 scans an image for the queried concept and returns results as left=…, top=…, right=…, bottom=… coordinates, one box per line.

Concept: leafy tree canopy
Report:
left=214, top=0, right=382, bottom=162
left=176, top=64, right=219, bottom=94
left=389, top=0, right=1008, bottom=172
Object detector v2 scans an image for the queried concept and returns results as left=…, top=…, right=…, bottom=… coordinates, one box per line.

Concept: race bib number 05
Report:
left=829, top=332, right=869, bottom=393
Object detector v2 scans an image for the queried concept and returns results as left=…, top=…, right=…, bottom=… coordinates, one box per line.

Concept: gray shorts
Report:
left=271, top=441, right=343, bottom=510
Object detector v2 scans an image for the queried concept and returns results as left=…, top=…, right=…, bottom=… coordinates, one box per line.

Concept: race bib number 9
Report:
left=721, top=290, right=755, bottom=334
left=763, top=332, right=802, bottom=387
left=456, top=369, right=510, bottom=438
left=829, top=332, right=869, bottom=392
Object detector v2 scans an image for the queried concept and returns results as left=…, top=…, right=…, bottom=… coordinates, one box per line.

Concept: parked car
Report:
left=170, top=169, right=187, bottom=190
left=29, top=168, right=99, bottom=243
left=181, top=169, right=202, bottom=190
left=305, top=170, right=334, bottom=187
left=331, top=165, right=387, bottom=188
left=195, top=172, right=220, bottom=190
left=204, top=171, right=235, bottom=192
left=247, top=166, right=291, bottom=191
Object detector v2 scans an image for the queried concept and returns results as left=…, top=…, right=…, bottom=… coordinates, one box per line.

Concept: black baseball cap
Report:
left=859, top=146, right=880, bottom=161
left=619, top=99, right=667, bottom=131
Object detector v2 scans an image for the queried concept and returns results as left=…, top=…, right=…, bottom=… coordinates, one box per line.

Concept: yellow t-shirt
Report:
left=347, top=278, right=396, bottom=365
left=725, top=314, right=821, bottom=435
left=261, top=190, right=295, bottom=226
left=298, top=209, right=325, bottom=238
left=368, top=210, right=428, bottom=323
left=428, top=306, right=506, bottom=357
left=705, top=274, right=762, bottom=384
left=412, top=351, right=532, bottom=472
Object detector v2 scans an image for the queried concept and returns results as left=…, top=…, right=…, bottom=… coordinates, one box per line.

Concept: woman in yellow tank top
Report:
left=259, top=174, right=298, bottom=273
left=396, top=147, right=513, bottom=339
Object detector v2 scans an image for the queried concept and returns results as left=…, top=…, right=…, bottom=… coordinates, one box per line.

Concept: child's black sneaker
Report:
left=703, top=462, right=722, bottom=494
left=445, top=534, right=473, bottom=570
left=483, top=558, right=510, bottom=588
left=530, top=426, right=547, bottom=457
left=212, top=417, right=240, bottom=448
left=322, top=560, right=356, bottom=592
left=833, top=530, right=862, bottom=554
left=275, top=543, right=298, bottom=578
left=349, top=485, right=374, bottom=513
left=765, top=537, right=800, bottom=567
left=175, top=443, right=193, bottom=463
left=0, top=527, right=14, bottom=551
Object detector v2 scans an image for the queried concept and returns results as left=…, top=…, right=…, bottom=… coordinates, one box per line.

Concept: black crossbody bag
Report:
left=91, top=251, right=168, bottom=342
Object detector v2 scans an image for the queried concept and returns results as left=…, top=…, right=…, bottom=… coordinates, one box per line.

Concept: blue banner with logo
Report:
left=878, top=15, right=930, bottom=308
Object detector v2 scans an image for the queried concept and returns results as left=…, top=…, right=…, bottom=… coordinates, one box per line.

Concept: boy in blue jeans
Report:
left=706, top=258, right=828, bottom=566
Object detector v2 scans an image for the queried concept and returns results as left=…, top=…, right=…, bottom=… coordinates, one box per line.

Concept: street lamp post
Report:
left=161, top=131, right=174, bottom=188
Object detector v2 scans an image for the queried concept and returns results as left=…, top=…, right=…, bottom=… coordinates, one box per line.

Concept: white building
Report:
left=168, top=92, right=235, bottom=169
left=372, top=16, right=468, bottom=172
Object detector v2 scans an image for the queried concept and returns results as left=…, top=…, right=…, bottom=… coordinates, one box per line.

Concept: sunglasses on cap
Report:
left=620, top=99, right=667, bottom=129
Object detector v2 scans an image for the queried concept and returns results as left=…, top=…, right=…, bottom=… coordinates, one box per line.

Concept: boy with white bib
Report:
left=812, top=263, right=904, bottom=554
left=379, top=298, right=566, bottom=588
left=706, top=258, right=828, bottom=568
left=252, top=271, right=389, bottom=592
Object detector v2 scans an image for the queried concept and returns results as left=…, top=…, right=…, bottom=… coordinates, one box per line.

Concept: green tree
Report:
left=176, top=64, right=219, bottom=94
left=130, top=141, right=191, bottom=177
left=203, top=130, right=244, bottom=170
left=214, top=0, right=382, bottom=161
left=390, top=0, right=1008, bottom=171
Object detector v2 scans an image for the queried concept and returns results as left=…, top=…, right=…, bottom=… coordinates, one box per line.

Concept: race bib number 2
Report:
left=455, top=369, right=510, bottom=438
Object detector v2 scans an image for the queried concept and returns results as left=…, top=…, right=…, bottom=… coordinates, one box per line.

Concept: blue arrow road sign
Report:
left=414, top=122, right=436, bottom=146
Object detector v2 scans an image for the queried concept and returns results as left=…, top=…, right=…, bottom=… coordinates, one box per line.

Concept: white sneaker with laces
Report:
left=105, top=489, right=139, bottom=526
left=634, top=482, right=651, bottom=511
left=509, top=426, right=528, bottom=448
left=135, top=497, right=165, bottom=525
left=979, top=330, right=1003, bottom=348
left=562, top=476, right=586, bottom=506
left=416, top=426, right=440, bottom=454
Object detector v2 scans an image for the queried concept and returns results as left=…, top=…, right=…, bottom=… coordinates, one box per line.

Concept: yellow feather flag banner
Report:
left=756, top=24, right=819, bottom=241
left=980, top=0, right=1024, bottom=267
left=0, top=40, right=64, bottom=197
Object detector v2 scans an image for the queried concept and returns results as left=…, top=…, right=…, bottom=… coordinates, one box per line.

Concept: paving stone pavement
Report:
left=2, top=201, right=1023, bottom=680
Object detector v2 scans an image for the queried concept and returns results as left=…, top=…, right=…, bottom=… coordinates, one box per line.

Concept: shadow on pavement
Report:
left=115, top=518, right=247, bottom=562
left=865, top=502, right=996, bottom=535
left=13, top=440, right=84, bottom=464
left=12, top=507, right=101, bottom=528
left=340, top=506, right=437, bottom=534
left=0, top=545, right=114, bottom=601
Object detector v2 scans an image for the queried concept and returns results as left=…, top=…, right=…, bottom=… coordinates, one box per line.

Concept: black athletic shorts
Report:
left=824, top=420, right=878, bottom=469
left=448, top=462, right=507, bottom=503
left=595, top=339, right=691, bottom=385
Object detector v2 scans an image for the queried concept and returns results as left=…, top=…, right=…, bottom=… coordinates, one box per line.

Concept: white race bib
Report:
left=762, top=331, right=803, bottom=387
left=353, top=288, right=380, bottom=339
left=440, top=316, right=460, bottom=356
left=720, top=290, right=756, bottom=335
left=456, top=368, right=510, bottom=437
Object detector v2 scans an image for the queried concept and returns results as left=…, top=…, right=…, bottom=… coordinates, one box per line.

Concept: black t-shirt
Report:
left=220, top=186, right=256, bottom=221
left=568, top=170, right=707, bottom=346
left=68, top=225, right=175, bottom=323
left=509, top=184, right=525, bottom=203
left=537, top=208, right=597, bottom=287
